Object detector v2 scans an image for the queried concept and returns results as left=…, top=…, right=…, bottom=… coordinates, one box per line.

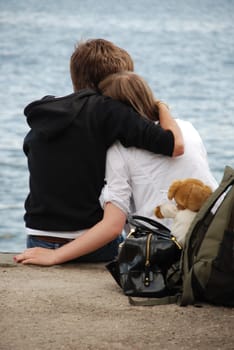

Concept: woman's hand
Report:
left=14, top=247, right=57, bottom=266
left=14, top=203, right=126, bottom=266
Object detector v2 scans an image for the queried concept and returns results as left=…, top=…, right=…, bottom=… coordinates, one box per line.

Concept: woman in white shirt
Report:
left=98, top=72, right=217, bottom=228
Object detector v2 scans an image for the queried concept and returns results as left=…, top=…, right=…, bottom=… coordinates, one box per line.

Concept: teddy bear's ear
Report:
left=168, top=180, right=182, bottom=200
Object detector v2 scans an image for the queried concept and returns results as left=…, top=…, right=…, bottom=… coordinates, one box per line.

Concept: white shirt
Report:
left=99, top=119, right=218, bottom=229
left=26, top=227, right=86, bottom=239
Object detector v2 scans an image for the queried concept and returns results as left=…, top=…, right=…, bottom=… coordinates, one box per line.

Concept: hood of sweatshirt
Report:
left=24, top=89, right=96, bottom=139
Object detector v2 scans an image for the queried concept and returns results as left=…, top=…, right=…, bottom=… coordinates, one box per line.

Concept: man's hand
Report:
left=158, top=103, right=184, bottom=157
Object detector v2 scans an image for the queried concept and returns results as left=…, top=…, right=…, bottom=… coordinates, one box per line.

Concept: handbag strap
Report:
left=128, top=215, right=170, bottom=235
left=128, top=294, right=180, bottom=306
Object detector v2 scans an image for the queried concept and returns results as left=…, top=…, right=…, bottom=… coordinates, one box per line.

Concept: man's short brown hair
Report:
left=70, top=39, right=134, bottom=91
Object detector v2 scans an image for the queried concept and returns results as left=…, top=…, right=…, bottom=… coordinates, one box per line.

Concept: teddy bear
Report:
left=154, top=178, right=213, bottom=247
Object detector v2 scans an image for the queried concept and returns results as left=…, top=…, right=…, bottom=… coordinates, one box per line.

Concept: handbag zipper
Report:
left=118, top=228, right=135, bottom=249
left=144, top=233, right=153, bottom=286
left=171, top=236, right=182, bottom=250
left=144, top=234, right=182, bottom=287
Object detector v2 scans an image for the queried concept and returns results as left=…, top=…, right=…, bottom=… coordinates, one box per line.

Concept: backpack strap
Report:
left=193, top=166, right=234, bottom=221
left=179, top=269, right=195, bottom=306
left=128, top=294, right=180, bottom=306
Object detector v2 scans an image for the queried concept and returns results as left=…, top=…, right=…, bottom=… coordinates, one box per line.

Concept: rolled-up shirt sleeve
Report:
left=99, top=142, right=132, bottom=215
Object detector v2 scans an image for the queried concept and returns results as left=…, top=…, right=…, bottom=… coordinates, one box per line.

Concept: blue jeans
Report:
left=27, top=235, right=123, bottom=263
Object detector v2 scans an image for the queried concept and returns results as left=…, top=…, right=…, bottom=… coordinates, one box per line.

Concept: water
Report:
left=0, top=0, right=233, bottom=252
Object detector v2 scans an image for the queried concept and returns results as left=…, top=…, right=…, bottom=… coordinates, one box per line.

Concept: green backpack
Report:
left=180, top=165, right=234, bottom=306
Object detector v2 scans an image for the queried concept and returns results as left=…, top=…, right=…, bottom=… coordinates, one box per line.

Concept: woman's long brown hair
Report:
left=99, top=71, right=159, bottom=121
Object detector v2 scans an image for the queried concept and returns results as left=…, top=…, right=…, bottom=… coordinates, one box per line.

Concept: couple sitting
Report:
left=15, top=39, right=217, bottom=266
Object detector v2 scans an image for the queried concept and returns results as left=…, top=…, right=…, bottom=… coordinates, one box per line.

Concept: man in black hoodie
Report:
left=15, top=39, right=183, bottom=266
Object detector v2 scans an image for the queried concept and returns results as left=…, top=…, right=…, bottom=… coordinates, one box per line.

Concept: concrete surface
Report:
left=0, top=253, right=233, bottom=350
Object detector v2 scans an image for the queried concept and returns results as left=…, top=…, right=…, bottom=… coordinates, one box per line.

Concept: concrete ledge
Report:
left=0, top=253, right=233, bottom=350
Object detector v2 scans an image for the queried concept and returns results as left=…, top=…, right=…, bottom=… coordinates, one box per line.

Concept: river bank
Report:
left=0, top=252, right=233, bottom=350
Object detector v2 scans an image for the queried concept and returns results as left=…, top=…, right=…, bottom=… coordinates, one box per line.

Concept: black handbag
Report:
left=106, top=215, right=182, bottom=305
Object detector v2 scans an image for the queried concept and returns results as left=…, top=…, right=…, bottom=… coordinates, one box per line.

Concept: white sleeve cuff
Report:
left=99, top=185, right=130, bottom=215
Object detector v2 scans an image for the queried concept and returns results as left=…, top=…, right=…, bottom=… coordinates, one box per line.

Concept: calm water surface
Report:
left=0, top=0, right=233, bottom=252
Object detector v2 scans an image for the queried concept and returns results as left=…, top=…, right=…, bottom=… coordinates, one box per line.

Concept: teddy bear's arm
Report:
left=155, top=206, right=164, bottom=218
left=156, top=202, right=178, bottom=219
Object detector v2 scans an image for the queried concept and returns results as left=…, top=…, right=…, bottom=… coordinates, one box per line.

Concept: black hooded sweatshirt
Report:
left=23, top=89, right=174, bottom=231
